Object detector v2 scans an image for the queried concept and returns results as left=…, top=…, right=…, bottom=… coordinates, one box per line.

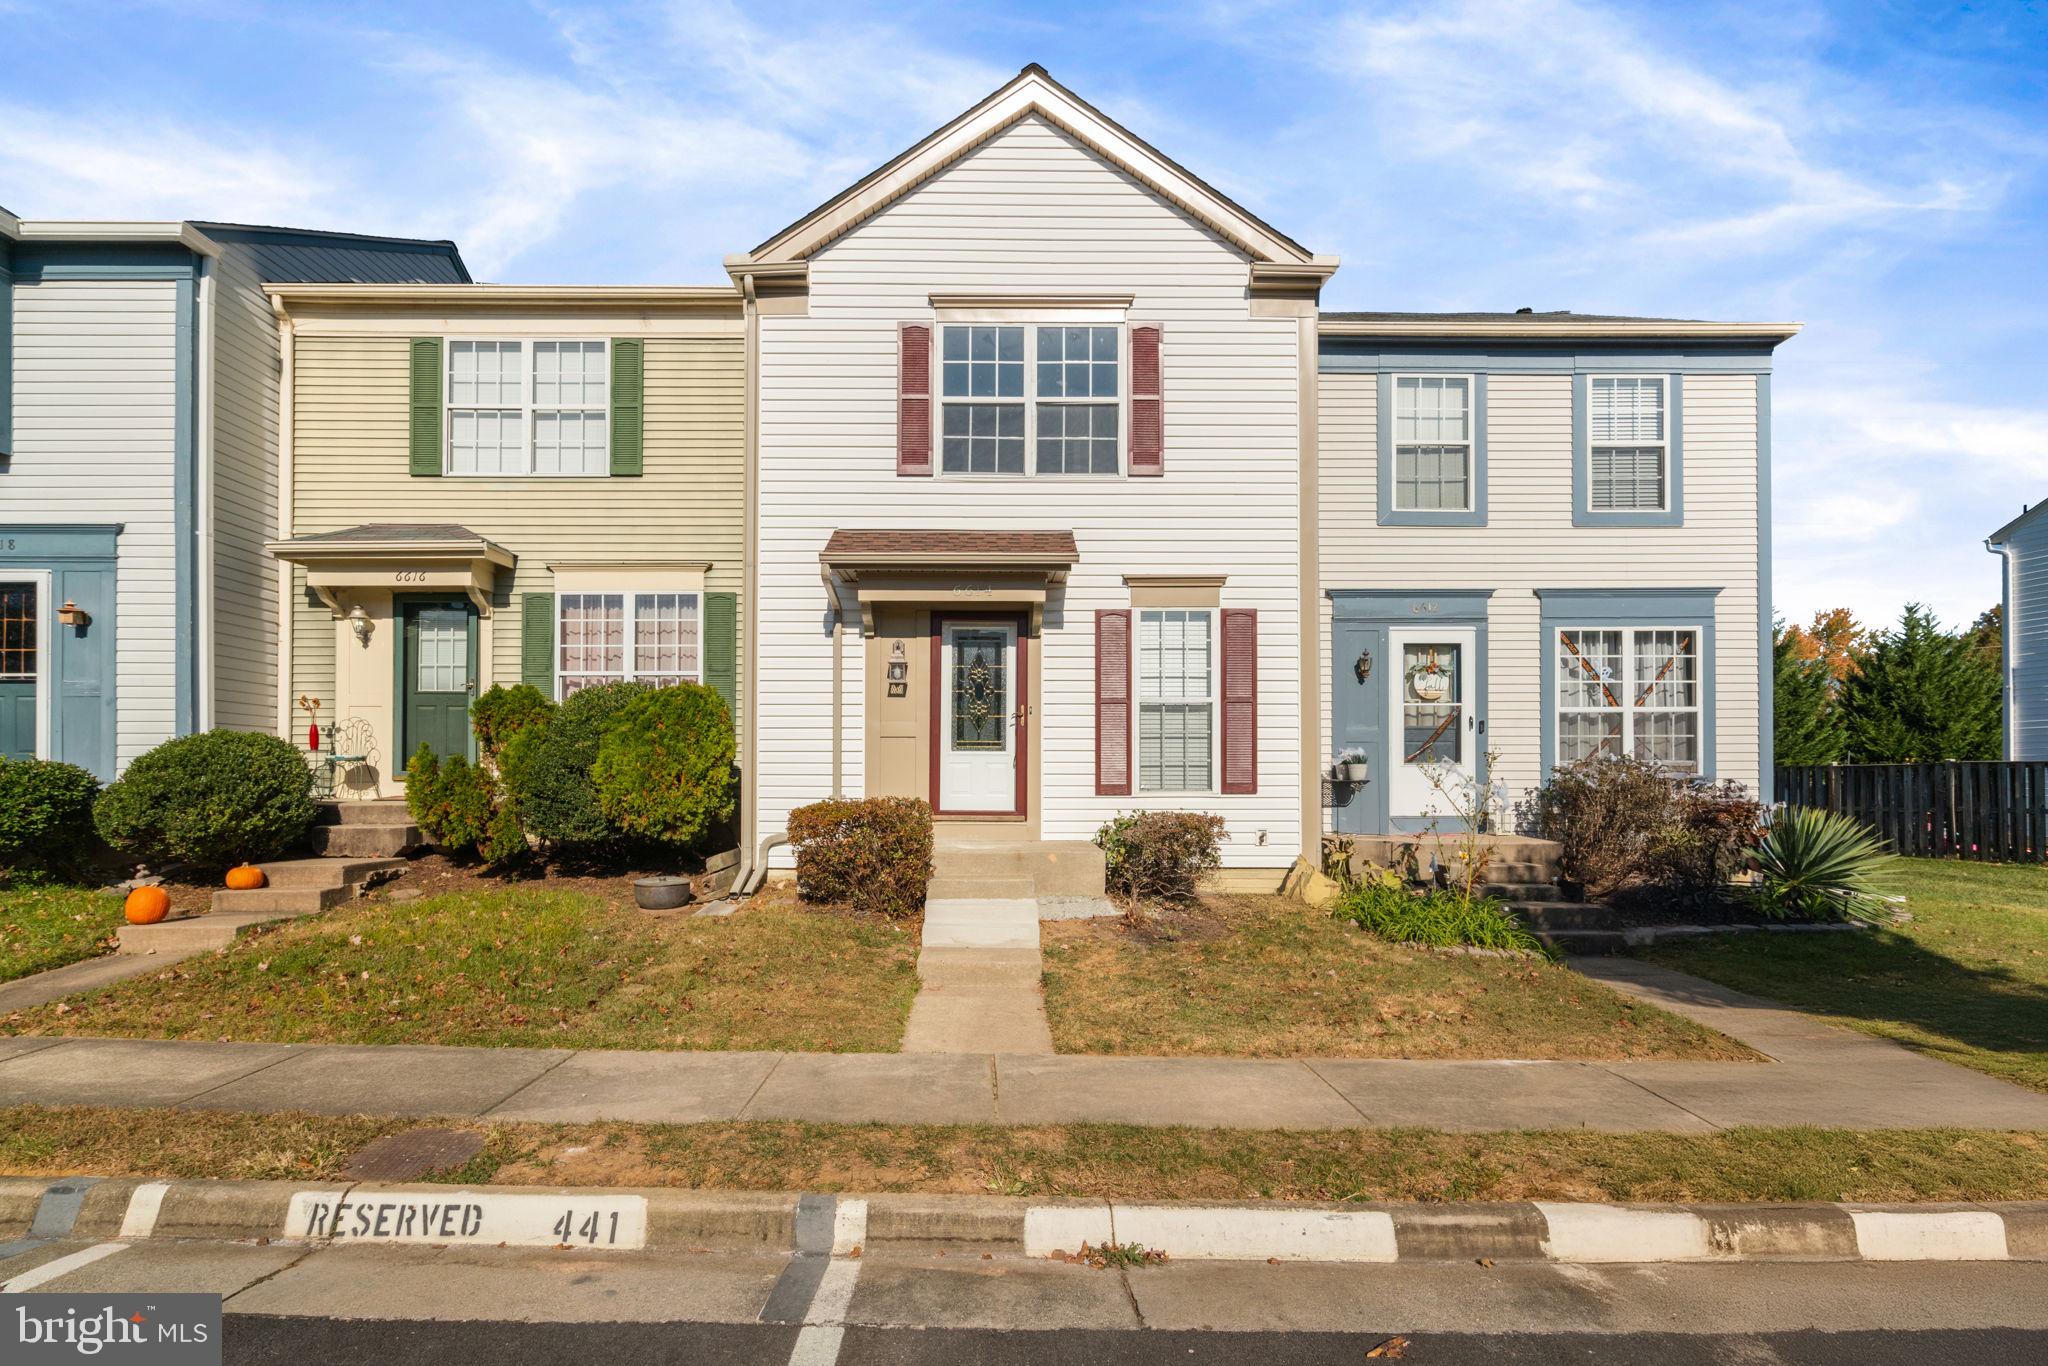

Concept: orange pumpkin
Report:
left=224, top=864, right=267, bottom=891
left=123, top=885, right=171, bottom=925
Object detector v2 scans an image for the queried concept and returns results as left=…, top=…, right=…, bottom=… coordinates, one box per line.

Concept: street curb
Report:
left=1, top=1178, right=2042, bottom=1265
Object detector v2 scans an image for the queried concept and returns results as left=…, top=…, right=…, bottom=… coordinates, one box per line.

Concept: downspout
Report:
left=270, top=293, right=295, bottom=741
left=195, top=258, right=215, bottom=729
left=830, top=574, right=844, bottom=798
left=1987, top=532, right=2014, bottom=760
left=733, top=270, right=784, bottom=895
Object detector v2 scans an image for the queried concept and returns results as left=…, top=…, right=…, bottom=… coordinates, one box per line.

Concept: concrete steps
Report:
left=929, top=839, right=1106, bottom=899
left=926, top=875, right=1036, bottom=901
left=308, top=800, right=420, bottom=858
left=117, top=856, right=405, bottom=956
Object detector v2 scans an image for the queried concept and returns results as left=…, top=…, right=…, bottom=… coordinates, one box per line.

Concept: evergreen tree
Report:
left=1967, top=604, right=2003, bottom=671
left=1838, top=604, right=2003, bottom=762
left=1773, top=622, right=1844, bottom=766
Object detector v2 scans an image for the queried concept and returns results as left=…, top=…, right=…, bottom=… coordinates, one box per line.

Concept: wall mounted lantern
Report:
left=347, top=603, right=374, bottom=647
left=55, top=600, right=91, bottom=628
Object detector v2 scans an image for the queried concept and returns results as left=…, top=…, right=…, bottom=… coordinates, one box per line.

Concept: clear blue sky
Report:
left=4, top=0, right=2043, bottom=633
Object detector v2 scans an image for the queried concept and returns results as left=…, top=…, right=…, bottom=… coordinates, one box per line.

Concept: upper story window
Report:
left=1137, top=607, right=1213, bottom=792
left=1588, top=376, right=1667, bottom=511
left=1555, top=625, right=1700, bottom=772
left=1393, top=375, right=1473, bottom=512
left=448, top=340, right=609, bottom=476
left=940, top=324, right=1120, bottom=477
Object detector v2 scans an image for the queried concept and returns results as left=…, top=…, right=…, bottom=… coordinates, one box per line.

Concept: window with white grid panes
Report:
left=939, top=323, right=1121, bottom=476
left=1589, top=376, right=1667, bottom=511
left=1137, top=608, right=1214, bottom=793
left=1555, top=626, right=1700, bottom=771
left=1393, top=375, right=1473, bottom=511
left=448, top=339, right=608, bottom=476
left=556, top=591, right=700, bottom=698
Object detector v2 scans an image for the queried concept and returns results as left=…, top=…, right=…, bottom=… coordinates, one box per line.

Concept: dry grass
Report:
left=1042, top=895, right=1753, bottom=1061
left=3, top=1104, right=2044, bottom=1205
left=0, top=883, right=919, bottom=1053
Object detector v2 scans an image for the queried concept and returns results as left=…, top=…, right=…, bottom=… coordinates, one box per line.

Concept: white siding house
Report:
left=731, top=68, right=1332, bottom=875
left=1988, top=501, right=2048, bottom=761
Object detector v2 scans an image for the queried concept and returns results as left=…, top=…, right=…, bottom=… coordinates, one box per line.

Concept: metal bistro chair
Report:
left=311, top=717, right=380, bottom=801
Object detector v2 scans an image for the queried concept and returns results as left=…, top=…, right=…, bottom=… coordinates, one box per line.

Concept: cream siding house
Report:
left=266, top=286, right=746, bottom=795
left=729, top=68, right=1333, bottom=878
left=1317, top=314, right=1795, bottom=836
left=0, top=214, right=464, bottom=778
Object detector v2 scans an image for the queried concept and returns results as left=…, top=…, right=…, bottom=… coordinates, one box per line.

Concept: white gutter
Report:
left=1986, top=531, right=2016, bottom=760
left=732, top=270, right=773, bottom=896
left=265, top=283, right=737, bottom=307
left=1316, top=319, right=1803, bottom=341
left=270, top=293, right=296, bottom=740
left=12, top=221, right=221, bottom=256
left=195, top=256, right=216, bottom=728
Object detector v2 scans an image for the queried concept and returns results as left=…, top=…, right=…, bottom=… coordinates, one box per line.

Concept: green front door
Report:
left=0, top=583, right=38, bottom=761
left=399, top=597, right=476, bottom=762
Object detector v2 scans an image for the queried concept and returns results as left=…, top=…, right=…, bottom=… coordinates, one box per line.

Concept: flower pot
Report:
left=634, top=875, right=693, bottom=912
left=1339, top=762, right=1370, bottom=784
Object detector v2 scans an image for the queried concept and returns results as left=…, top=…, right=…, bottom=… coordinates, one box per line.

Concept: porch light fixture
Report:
left=55, top=600, right=90, bottom=628
left=347, top=603, right=374, bottom=647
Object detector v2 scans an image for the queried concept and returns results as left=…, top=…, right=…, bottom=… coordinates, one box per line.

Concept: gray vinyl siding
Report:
left=9, top=278, right=179, bottom=766
left=2009, top=517, right=2048, bottom=761
left=207, top=244, right=284, bottom=732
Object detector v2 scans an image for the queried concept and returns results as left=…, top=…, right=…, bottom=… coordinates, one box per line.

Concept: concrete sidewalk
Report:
left=1, top=960, right=2044, bottom=1131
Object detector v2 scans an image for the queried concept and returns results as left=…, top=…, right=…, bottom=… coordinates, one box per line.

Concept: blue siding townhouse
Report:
left=0, top=209, right=467, bottom=778
left=1987, top=499, right=2048, bottom=762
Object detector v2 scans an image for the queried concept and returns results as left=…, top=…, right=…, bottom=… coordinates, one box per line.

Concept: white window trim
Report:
left=445, top=337, right=613, bottom=479
left=1390, top=372, right=1477, bottom=513
left=1586, top=373, right=1670, bottom=513
left=0, top=570, right=56, bottom=759
left=1135, top=605, right=1219, bottom=795
left=552, top=589, right=704, bottom=699
left=1554, top=624, right=1703, bottom=771
left=933, top=321, right=1130, bottom=481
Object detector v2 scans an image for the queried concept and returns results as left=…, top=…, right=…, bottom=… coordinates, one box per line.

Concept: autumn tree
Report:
left=1774, top=622, right=1844, bottom=766
left=1781, top=607, right=1869, bottom=689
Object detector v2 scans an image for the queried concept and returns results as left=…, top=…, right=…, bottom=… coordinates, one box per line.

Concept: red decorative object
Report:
left=308, top=720, right=320, bottom=751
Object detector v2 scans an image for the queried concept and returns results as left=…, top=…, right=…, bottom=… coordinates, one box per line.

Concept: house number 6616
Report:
left=394, top=570, right=427, bottom=582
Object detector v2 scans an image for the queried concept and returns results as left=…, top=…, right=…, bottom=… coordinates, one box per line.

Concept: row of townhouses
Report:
left=0, top=67, right=1794, bottom=881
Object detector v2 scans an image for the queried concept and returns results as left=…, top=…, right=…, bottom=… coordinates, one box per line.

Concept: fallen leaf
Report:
left=1476, top=1257, right=1494, bottom=1268
left=1366, top=1336, right=1410, bottom=1359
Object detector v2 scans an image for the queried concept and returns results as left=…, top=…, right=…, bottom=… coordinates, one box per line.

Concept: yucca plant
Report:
left=1750, top=805, right=1895, bottom=923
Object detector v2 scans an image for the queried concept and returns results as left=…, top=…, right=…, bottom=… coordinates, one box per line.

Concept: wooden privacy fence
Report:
left=1776, top=762, right=2048, bottom=863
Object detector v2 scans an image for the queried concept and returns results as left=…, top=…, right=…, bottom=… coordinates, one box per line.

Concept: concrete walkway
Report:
left=0, top=951, right=197, bottom=1014
left=901, top=899, right=1054, bottom=1055
left=3, top=959, right=2044, bottom=1131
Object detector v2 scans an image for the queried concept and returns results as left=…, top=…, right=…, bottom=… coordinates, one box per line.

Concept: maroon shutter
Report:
left=1096, top=609, right=1132, bottom=796
left=1220, top=608, right=1258, bottom=794
left=1129, top=324, right=1163, bottom=476
left=897, top=323, right=933, bottom=476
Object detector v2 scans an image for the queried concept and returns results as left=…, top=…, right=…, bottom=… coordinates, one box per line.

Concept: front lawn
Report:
left=4, top=1104, right=2044, bottom=1204
left=1643, top=858, right=2048, bottom=1092
left=1042, top=896, right=1751, bottom=1061
left=0, top=885, right=919, bottom=1053
left=0, top=887, right=126, bottom=983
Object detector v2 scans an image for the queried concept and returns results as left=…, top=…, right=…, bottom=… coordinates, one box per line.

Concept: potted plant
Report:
left=1334, top=749, right=1370, bottom=784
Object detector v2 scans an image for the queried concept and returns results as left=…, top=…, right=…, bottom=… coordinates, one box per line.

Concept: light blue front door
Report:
left=0, top=583, right=37, bottom=761
left=1329, top=619, right=1387, bottom=834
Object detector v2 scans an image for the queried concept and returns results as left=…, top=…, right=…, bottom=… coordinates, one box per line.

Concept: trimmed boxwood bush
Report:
left=405, top=744, right=524, bottom=864
left=514, top=681, right=649, bottom=849
left=592, top=683, right=736, bottom=848
left=0, top=757, right=101, bottom=881
left=1095, top=811, right=1226, bottom=904
left=471, top=684, right=555, bottom=766
left=787, top=797, right=932, bottom=918
left=94, top=729, right=315, bottom=870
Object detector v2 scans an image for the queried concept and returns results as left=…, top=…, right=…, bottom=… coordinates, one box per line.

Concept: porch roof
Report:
left=265, top=524, right=515, bottom=618
left=819, top=529, right=1079, bottom=578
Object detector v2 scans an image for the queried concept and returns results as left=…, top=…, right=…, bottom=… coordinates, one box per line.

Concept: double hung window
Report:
left=1588, top=376, right=1667, bottom=511
left=1555, top=626, right=1701, bottom=771
left=1393, top=375, right=1473, bottom=511
left=556, top=592, right=701, bottom=697
left=1137, top=608, right=1213, bottom=792
left=940, top=324, right=1120, bottom=476
left=448, top=340, right=609, bottom=476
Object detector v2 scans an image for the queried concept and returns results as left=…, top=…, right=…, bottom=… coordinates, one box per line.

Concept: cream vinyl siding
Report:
left=10, top=278, right=179, bottom=766
left=207, top=246, right=284, bottom=732
left=1317, top=368, right=1763, bottom=813
left=756, top=114, right=1303, bottom=867
left=287, top=330, right=745, bottom=727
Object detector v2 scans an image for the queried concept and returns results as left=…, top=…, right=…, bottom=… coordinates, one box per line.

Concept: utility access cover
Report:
left=342, top=1127, right=486, bottom=1181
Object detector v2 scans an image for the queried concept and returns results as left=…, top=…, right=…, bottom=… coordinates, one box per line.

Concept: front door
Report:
left=400, top=598, right=476, bottom=762
left=0, top=583, right=37, bottom=760
left=1386, top=627, right=1477, bottom=828
left=936, top=618, right=1022, bottom=815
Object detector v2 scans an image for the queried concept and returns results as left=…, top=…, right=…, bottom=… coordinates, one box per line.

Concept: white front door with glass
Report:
left=1386, top=628, right=1477, bottom=826
left=938, top=621, right=1019, bottom=813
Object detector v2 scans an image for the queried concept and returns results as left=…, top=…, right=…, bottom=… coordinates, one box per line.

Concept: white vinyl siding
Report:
left=1393, top=375, right=1472, bottom=511
left=1138, top=608, right=1214, bottom=793
left=448, top=339, right=609, bottom=476
left=756, top=112, right=1303, bottom=866
left=1589, top=376, right=1667, bottom=511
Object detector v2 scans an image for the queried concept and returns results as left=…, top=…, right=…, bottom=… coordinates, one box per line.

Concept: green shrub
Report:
left=0, top=758, right=101, bottom=881
left=514, top=681, right=649, bottom=849
left=94, top=730, right=314, bottom=870
left=404, top=744, right=512, bottom=860
left=1752, top=805, right=1896, bottom=923
left=471, top=684, right=555, bottom=766
left=1334, top=880, right=1548, bottom=955
left=592, top=683, right=736, bottom=848
left=786, top=797, right=932, bottom=917
left=1095, top=811, right=1226, bottom=904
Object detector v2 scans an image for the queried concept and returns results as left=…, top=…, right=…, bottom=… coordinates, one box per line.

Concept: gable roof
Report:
left=732, top=65, right=1332, bottom=280
left=1988, top=500, right=2048, bottom=547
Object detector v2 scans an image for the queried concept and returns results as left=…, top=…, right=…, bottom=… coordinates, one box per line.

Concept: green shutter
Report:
left=704, top=591, right=737, bottom=716
left=521, top=592, right=556, bottom=693
left=610, top=338, right=644, bottom=477
left=408, top=337, right=443, bottom=477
